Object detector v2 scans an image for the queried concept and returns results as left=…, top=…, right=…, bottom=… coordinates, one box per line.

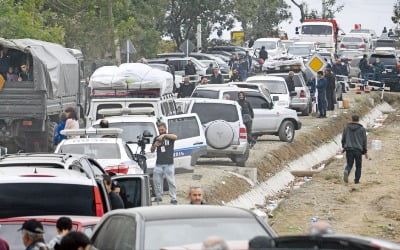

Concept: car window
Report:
left=246, top=95, right=270, bottom=109
left=92, top=215, right=136, bottom=250
left=128, top=103, right=154, bottom=109
left=369, top=55, right=397, bottom=65
left=144, top=218, right=270, bottom=250
left=191, top=103, right=239, bottom=124
left=60, top=143, right=121, bottom=159
left=96, top=104, right=123, bottom=120
left=191, top=89, right=219, bottom=99
left=248, top=80, right=288, bottom=94
left=168, top=116, right=200, bottom=140
left=94, top=122, right=157, bottom=143
left=274, top=74, right=303, bottom=87
left=117, top=177, right=143, bottom=208
left=0, top=183, right=96, bottom=218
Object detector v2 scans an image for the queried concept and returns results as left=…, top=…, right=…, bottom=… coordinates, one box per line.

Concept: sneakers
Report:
left=170, top=199, right=178, bottom=205
left=343, top=170, right=349, bottom=183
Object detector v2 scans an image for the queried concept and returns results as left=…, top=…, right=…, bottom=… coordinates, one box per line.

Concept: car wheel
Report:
left=205, top=120, right=234, bottom=149
left=278, top=120, right=295, bottom=142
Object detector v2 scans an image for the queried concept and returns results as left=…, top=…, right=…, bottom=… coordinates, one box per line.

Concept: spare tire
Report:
left=205, top=120, right=234, bottom=149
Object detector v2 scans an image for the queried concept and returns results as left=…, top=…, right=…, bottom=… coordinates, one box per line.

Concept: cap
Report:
left=19, top=219, right=44, bottom=234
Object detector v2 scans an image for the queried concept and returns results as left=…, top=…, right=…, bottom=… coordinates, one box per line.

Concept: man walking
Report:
left=316, top=71, right=327, bottom=118
left=342, top=115, right=368, bottom=184
left=151, top=123, right=178, bottom=204
left=359, top=54, right=371, bottom=90
left=238, top=92, right=256, bottom=147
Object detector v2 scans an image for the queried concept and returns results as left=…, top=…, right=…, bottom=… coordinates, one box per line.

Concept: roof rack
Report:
left=60, top=128, right=123, bottom=137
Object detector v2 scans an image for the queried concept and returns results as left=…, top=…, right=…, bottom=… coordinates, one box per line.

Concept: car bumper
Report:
left=290, top=98, right=309, bottom=111
left=205, top=142, right=248, bottom=156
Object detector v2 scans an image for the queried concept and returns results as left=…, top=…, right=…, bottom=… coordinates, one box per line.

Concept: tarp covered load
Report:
left=89, top=63, right=174, bottom=95
left=0, top=38, right=79, bottom=98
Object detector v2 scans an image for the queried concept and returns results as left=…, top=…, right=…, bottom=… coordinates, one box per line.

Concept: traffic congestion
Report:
left=1, top=0, right=400, bottom=249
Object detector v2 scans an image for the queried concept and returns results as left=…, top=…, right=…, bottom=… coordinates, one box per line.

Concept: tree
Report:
left=0, top=0, right=64, bottom=43
left=161, top=0, right=235, bottom=48
left=235, top=0, right=291, bottom=39
left=291, top=0, right=343, bottom=21
left=392, top=0, right=400, bottom=24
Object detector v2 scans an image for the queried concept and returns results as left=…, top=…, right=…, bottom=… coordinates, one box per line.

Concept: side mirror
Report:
left=0, top=146, right=7, bottom=156
left=290, top=91, right=297, bottom=97
left=272, top=96, right=279, bottom=101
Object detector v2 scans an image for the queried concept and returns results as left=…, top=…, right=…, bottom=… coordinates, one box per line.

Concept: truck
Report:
left=0, top=38, right=83, bottom=153
left=295, top=19, right=341, bottom=52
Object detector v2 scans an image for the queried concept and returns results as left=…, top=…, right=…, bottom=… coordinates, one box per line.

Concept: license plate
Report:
left=386, top=69, right=392, bottom=73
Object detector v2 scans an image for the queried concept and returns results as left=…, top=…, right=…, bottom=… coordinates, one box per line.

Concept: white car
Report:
left=55, top=134, right=143, bottom=175
left=253, top=38, right=284, bottom=57
left=246, top=75, right=291, bottom=109
left=91, top=112, right=207, bottom=173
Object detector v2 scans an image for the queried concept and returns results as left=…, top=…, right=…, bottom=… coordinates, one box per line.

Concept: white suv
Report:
left=186, top=99, right=249, bottom=167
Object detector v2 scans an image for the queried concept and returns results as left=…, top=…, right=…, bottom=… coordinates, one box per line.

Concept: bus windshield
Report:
left=301, top=25, right=332, bottom=35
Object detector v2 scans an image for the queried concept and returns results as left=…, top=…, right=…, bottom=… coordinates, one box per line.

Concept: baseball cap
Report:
left=18, top=219, right=44, bottom=234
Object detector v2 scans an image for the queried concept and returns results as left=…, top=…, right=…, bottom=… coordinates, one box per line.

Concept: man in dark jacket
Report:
left=209, top=67, right=224, bottom=84
left=359, top=54, right=371, bottom=89
left=259, top=46, right=268, bottom=61
left=103, top=174, right=124, bottom=210
left=341, top=115, right=368, bottom=184
left=316, top=71, right=327, bottom=118
left=229, top=68, right=242, bottom=82
left=184, top=60, right=196, bottom=76
left=287, top=71, right=296, bottom=93
left=237, top=92, right=256, bottom=146
left=324, top=68, right=336, bottom=111
left=178, top=76, right=195, bottom=98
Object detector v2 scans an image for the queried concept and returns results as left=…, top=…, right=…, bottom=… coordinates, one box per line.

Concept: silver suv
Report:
left=186, top=99, right=249, bottom=167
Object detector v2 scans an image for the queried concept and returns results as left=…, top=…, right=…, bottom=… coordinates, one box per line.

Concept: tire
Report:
left=205, top=121, right=234, bottom=149
left=231, top=147, right=250, bottom=167
left=278, top=120, right=295, bottom=142
left=301, top=104, right=310, bottom=116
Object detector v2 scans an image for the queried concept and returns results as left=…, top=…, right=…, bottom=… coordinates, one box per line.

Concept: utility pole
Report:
left=196, top=19, right=202, bottom=52
left=322, top=0, right=326, bottom=19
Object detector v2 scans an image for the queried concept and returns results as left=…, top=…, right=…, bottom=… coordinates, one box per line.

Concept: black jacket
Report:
left=109, top=191, right=125, bottom=210
left=210, top=73, right=224, bottom=84
left=178, top=83, right=195, bottom=98
left=259, top=49, right=268, bottom=60
left=238, top=99, right=254, bottom=119
left=287, top=77, right=295, bottom=92
left=185, top=63, right=196, bottom=75
left=229, top=73, right=242, bottom=82
left=325, top=72, right=336, bottom=92
left=341, top=123, right=367, bottom=154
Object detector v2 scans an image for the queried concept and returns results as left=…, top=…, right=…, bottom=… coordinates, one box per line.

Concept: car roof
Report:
left=0, top=153, right=82, bottom=165
left=0, top=215, right=101, bottom=225
left=93, top=115, right=158, bottom=123
left=195, top=85, right=258, bottom=93
left=255, top=38, right=280, bottom=41
left=106, top=205, right=256, bottom=221
left=190, top=98, right=239, bottom=105
left=247, top=75, right=286, bottom=82
left=59, top=137, right=124, bottom=145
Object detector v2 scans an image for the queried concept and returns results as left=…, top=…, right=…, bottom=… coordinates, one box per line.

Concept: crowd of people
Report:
left=0, top=46, right=32, bottom=83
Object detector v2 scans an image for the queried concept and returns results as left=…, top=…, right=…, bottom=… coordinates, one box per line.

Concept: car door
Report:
left=166, top=114, right=207, bottom=171
left=245, top=93, right=279, bottom=133
left=111, top=174, right=151, bottom=208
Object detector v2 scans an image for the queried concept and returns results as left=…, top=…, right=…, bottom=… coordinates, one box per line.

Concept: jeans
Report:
left=240, top=70, right=248, bottom=81
left=153, top=164, right=177, bottom=200
left=317, top=94, right=326, bottom=117
left=361, top=72, right=368, bottom=88
left=345, top=150, right=363, bottom=183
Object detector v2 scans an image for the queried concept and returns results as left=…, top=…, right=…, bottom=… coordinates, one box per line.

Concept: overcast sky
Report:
left=213, top=0, right=397, bottom=40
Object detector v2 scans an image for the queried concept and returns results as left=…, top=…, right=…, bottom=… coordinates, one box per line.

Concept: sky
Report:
left=214, top=0, right=397, bottom=40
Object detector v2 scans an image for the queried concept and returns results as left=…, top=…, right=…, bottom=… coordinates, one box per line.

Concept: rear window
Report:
left=59, top=143, right=121, bottom=159
left=273, top=74, right=304, bottom=87
left=168, top=116, right=200, bottom=140
left=248, top=80, right=287, bottom=94
left=376, top=40, right=395, bottom=47
left=342, top=37, right=363, bottom=42
left=369, top=54, right=397, bottom=65
left=191, top=90, right=219, bottom=99
left=0, top=183, right=96, bottom=218
left=94, top=122, right=157, bottom=143
left=191, top=103, right=239, bottom=124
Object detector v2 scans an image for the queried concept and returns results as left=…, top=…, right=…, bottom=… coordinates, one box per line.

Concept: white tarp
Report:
left=89, top=63, right=173, bottom=95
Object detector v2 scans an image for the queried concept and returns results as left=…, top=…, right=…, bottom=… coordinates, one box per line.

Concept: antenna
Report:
left=34, top=168, right=37, bottom=174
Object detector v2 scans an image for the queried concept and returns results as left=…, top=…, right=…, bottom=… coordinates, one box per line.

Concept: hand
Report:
left=158, top=134, right=165, bottom=140
left=365, top=153, right=369, bottom=160
left=154, top=141, right=161, bottom=147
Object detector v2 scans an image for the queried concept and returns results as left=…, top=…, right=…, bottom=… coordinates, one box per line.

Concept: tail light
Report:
left=360, top=44, right=366, bottom=48
left=340, top=44, right=345, bottom=48
left=239, top=127, right=247, bottom=140
left=105, top=164, right=129, bottom=175
left=300, top=90, right=307, bottom=98
left=93, top=186, right=104, bottom=217
left=397, top=64, right=400, bottom=71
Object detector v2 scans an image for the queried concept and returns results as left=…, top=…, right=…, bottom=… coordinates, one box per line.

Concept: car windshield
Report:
left=59, top=143, right=121, bottom=159
left=144, top=218, right=269, bottom=249
left=376, top=40, right=396, bottom=47
left=350, top=29, right=371, bottom=34
left=94, top=122, right=156, bottom=143
left=191, top=103, right=239, bottom=124
left=248, top=80, right=287, bottom=94
left=254, top=41, right=277, bottom=50
left=369, top=55, right=397, bottom=65
left=288, top=47, right=311, bottom=56
left=342, top=37, right=363, bottom=43
left=0, top=183, right=96, bottom=218
left=301, top=25, right=332, bottom=35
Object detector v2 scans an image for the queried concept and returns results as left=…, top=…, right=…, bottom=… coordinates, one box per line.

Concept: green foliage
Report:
left=291, top=0, right=344, bottom=21
left=0, top=0, right=64, bottom=43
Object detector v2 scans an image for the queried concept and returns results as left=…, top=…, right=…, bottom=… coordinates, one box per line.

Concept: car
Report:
left=369, top=53, right=400, bottom=91
left=91, top=111, right=207, bottom=173
left=281, top=39, right=295, bottom=51
left=292, top=41, right=318, bottom=54
left=206, top=46, right=247, bottom=56
left=268, top=72, right=313, bottom=116
left=349, top=28, right=378, bottom=40
left=246, top=75, right=291, bottom=109
left=0, top=153, right=151, bottom=218
left=147, top=57, right=207, bottom=78
left=148, top=63, right=183, bottom=90
left=374, top=46, right=396, bottom=55
left=252, top=38, right=284, bottom=57
left=0, top=215, right=101, bottom=250
left=185, top=98, right=249, bottom=166
left=90, top=205, right=277, bottom=250
left=338, top=50, right=364, bottom=60
left=191, top=85, right=301, bottom=142
left=287, top=46, right=313, bottom=62
left=338, top=35, right=369, bottom=52
left=55, top=129, right=144, bottom=175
